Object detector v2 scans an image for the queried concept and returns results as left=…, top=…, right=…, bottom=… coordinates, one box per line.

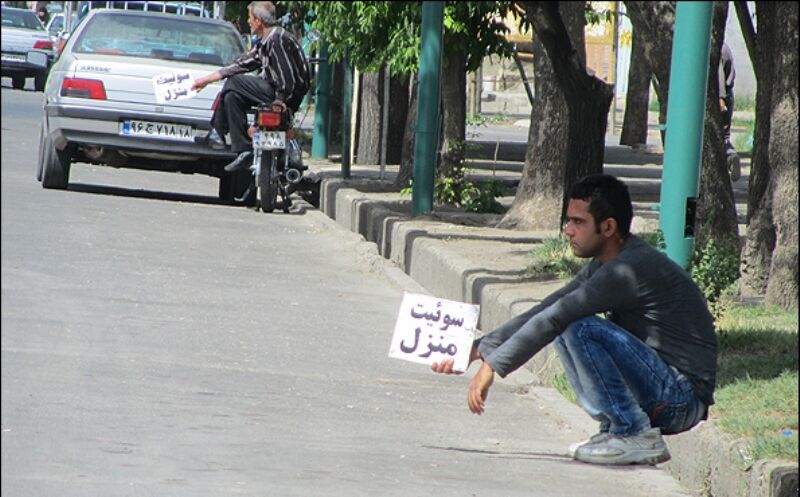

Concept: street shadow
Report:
left=67, top=181, right=321, bottom=216
left=422, top=445, right=663, bottom=471
left=67, top=182, right=229, bottom=206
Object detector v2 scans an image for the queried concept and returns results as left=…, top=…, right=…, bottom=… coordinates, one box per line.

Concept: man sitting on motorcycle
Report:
left=192, top=1, right=310, bottom=173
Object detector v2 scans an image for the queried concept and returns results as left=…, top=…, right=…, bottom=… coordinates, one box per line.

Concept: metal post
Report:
left=659, top=2, right=713, bottom=268
left=341, top=51, right=353, bottom=179
left=311, top=42, right=331, bottom=159
left=380, top=64, right=390, bottom=180
left=412, top=1, right=444, bottom=216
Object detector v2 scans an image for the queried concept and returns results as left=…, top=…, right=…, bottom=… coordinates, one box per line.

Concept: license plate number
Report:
left=1, top=53, right=26, bottom=63
left=119, top=120, right=194, bottom=141
left=254, top=130, right=285, bottom=150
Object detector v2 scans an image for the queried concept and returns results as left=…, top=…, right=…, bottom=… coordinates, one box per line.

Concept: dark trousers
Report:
left=722, top=94, right=735, bottom=154
left=211, top=74, right=274, bottom=153
left=211, top=74, right=305, bottom=153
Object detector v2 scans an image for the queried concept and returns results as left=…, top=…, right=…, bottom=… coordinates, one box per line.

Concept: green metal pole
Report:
left=311, top=42, right=331, bottom=159
left=659, top=2, right=713, bottom=268
left=412, top=1, right=444, bottom=216
left=341, top=51, right=352, bottom=179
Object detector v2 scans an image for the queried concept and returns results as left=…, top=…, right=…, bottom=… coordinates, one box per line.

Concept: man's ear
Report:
left=601, top=217, right=619, bottom=238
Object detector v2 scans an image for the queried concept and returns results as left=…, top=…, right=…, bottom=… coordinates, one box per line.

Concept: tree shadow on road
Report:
left=67, top=181, right=228, bottom=206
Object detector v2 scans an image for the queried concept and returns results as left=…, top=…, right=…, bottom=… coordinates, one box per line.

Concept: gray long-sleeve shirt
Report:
left=477, top=235, right=717, bottom=406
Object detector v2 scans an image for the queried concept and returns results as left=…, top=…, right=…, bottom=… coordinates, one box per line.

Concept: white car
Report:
left=1, top=6, right=54, bottom=90
left=37, top=8, right=255, bottom=204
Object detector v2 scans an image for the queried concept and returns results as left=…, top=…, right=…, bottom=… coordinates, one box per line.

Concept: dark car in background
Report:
left=1, top=6, right=54, bottom=90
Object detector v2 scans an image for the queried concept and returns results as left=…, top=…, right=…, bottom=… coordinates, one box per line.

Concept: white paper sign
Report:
left=152, top=71, right=197, bottom=104
left=389, top=293, right=479, bottom=372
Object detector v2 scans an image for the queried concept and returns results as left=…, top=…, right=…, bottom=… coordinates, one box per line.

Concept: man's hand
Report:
left=430, top=342, right=481, bottom=375
left=719, top=98, right=727, bottom=112
left=467, top=362, right=494, bottom=415
left=192, top=71, right=222, bottom=92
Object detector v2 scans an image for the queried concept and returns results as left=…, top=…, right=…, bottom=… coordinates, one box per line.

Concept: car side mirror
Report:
left=27, top=50, right=49, bottom=69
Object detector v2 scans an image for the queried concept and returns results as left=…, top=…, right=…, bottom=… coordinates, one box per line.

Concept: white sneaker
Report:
left=567, top=431, right=611, bottom=459
left=574, top=427, right=671, bottom=465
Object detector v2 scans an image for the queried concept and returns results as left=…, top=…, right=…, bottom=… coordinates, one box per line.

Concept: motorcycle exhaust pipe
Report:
left=285, top=168, right=303, bottom=184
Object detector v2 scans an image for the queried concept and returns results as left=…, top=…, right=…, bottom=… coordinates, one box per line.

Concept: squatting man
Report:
left=432, top=174, right=717, bottom=466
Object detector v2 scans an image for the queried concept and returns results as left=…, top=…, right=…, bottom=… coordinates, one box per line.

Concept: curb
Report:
left=317, top=176, right=799, bottom=497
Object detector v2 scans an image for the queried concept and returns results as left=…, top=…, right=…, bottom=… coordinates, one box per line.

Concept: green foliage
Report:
left=690, top=237, right=741, bottom=320
left=464, top=179, right=506, bottom=214
left=399, top=172, right=505, bottom=215
left=639, top=229, right=666, bottom=251
left=432, top=164, right=505, bottom=214
left=298, top=1, right=517, bottom=76
left=526, top=237, right=585, bottom=279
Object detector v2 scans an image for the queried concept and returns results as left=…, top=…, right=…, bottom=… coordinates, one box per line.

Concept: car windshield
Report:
left=72, top=13, right=242, bottom=65
left=49, top=14, right=79, bottom=34
left=2, top=8, right=46, bottom=30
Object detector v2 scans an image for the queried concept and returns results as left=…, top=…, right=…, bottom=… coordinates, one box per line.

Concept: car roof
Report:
left=2, top=6, right=37, bottom=13
left=80, top=7, right=230, bottom=27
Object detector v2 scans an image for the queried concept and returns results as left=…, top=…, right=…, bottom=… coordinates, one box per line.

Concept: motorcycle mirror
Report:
left=306, top=29, right=321, bottom=42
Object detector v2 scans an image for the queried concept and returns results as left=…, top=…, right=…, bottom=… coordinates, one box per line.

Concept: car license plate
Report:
left=1, top=53, right=26, bottom=63
left=119, top=120, right=194, bottom=141
left=254, top=130, right=286, bottom=150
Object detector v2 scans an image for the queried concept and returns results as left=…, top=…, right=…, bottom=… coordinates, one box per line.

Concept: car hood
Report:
left=1, top=27, right=51, bottom=52
left=66, top=53, right=224, bottom=111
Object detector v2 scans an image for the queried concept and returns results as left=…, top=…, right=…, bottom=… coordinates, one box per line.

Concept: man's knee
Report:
left=561, top=316, right=618, bottom=347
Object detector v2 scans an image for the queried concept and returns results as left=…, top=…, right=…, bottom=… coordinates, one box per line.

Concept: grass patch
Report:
left=712, top=304, right=799, bottom=462
left=525, top=237, right=585, bottom=279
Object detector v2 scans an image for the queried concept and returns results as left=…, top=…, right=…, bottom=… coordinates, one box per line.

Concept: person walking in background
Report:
left=719, top=42, right=740, bottom=182
left=432, top=174, right=717, bottom=466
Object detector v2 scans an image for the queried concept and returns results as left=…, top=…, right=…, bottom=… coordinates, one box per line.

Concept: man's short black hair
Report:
left=569, top=174, right=633, bottom=236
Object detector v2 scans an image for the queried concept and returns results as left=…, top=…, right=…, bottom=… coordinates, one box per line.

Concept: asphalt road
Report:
left=2, top=83, right=694, bottom=497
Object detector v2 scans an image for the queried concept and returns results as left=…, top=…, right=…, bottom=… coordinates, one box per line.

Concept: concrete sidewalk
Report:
left=300, top=153, right=797, bottom=497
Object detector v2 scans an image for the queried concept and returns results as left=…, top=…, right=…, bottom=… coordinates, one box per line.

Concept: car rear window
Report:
left=72, top=13, right=243, bottom=65
left=2, top=8, right=46, bottom=30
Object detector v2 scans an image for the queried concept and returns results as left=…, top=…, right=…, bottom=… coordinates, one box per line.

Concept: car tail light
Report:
left=34, top=40, right=53, bottom=50
left=257, top=110, right=281, bottom=128
left=60, top=78, right=107, bottom=100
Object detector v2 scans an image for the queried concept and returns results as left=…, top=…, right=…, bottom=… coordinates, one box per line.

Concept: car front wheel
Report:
left=40, top=128, right=71, bottom=189
left=12, top=75, right=25, bottom=90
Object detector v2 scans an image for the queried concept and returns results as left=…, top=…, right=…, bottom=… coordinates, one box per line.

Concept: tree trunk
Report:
left=439, top=50, right=467, bottom=179
left=620, top=26, right=651, bottom=146
left=764, top=1, right=798, bottom=309
left=394, top=79, right=418, bottom=188
left=625, top=2, right=675, bottom=149
left=738, top=1, right=776, bottom=296
left=627, top=1, right=738, bottom=246
left=356, top=71, right=381, bottom=165
left=386, top=74, right=410, bottom=165
left=498, top=2, right=612, bottom=230
left=696, top=2, right=739, bottom=247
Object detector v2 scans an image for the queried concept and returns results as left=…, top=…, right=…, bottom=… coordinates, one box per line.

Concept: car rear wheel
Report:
left=34, top=73, right=47, bottom=92
left=12, top=76, right=25, bottom=90
left=40, top=129, right=71, bottom=189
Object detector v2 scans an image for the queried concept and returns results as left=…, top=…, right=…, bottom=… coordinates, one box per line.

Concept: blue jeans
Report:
left=554, top=316, right=707, bottom=436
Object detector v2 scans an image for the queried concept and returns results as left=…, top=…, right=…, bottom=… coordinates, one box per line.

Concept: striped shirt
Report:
left=219, top=27, right=309, bottom=104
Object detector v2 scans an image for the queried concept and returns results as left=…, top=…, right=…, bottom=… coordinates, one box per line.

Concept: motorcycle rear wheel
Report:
left=259, top=150, right=278, bottom=213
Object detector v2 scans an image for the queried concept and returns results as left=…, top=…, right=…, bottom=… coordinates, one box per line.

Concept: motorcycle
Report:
left=239, top=103, right=318, bottom=213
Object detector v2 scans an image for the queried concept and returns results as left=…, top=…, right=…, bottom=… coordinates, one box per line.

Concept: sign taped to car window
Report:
left=152, top=71, right=197, bottom=104
left=389, top=293, right=479, bottom=373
